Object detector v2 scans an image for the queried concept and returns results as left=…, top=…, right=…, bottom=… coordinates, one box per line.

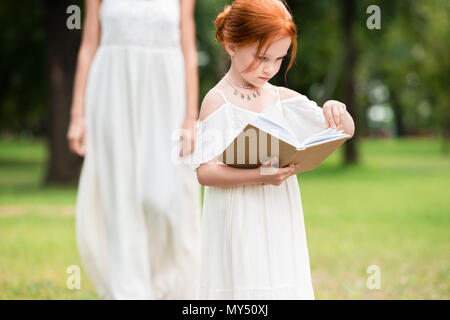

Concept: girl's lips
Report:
left=259, top=77, right=269, bottom=81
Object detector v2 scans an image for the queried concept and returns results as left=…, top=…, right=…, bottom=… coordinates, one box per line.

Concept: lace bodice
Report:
left=99, top=0, right=180, bottom=48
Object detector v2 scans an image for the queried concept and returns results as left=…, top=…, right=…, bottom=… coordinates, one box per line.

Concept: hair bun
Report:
left=215, top=5, right=231, bottom=44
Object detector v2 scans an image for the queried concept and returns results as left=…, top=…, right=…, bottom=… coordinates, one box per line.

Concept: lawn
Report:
left=0, top=136, right=449, bottom=299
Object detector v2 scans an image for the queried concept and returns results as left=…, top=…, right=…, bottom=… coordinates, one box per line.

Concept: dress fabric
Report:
left=75, top=0, right=201, bottom=300
left=190, top=84, right=327, bottom=299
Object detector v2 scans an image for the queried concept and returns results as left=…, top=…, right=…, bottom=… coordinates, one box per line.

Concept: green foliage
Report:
left=0, top=1, right=46, bottom=135
left=0, top=0, right=448, bottom=140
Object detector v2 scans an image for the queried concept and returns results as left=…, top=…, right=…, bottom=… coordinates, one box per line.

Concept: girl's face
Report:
left=226, top=36, right=292, bottom=88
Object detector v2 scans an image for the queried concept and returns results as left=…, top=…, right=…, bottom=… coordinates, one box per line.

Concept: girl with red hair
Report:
left=191, top=0, right=355, bottom=299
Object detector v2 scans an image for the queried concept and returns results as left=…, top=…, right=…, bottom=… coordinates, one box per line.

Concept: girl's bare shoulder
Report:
left=276, top=86, right=302, bottom=100
left=198, top=86, right=227, bottom=122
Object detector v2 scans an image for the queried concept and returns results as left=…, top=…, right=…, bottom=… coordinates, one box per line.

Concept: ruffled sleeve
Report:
left=187, top=104, right=258, bottom=172
left=281, top=94, right=328, bottom=145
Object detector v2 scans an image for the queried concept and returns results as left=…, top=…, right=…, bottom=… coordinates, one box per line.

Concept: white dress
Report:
left=75, top=0, right=201, bottom=300
left=191, top=84, right=327, bottom=299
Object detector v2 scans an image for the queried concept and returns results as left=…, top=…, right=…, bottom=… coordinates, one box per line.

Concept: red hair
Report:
left=215, top=0, right=297, bottom=80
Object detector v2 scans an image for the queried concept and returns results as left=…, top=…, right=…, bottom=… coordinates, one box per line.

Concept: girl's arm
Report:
left=196, top=159, right=299, bottom=187
left=278, top=86, right=355, bottom=137
left=196, top=161, right=262, bottom=187
left=178, top=0, right=199, bottom=157
left=322, top=100, right=355, bottom=137
left=67, top=0, right=101, bottom=156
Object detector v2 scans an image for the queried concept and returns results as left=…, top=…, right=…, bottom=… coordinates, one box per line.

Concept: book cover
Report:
left=219, top=114, right=352, bottom=174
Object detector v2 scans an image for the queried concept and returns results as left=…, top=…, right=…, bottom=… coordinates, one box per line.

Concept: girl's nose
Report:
left=264, top=64, right=274, bottom=75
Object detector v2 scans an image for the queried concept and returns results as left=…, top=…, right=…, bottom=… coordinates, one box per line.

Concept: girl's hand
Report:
left=323, top=100, right=346, bottom=130
left=258, top=157, right=299, bottom=186
left=179, top=117, right=196, bottom=157
left=67, top=115, right=86, bottom=157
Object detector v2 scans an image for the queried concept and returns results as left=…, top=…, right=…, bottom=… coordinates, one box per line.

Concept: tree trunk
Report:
left=341, top=0, right=358, bottom=164
left=43, top=0, right=82, bottom=184
left=390, top=90, right=406, bottom=136
left=441, top=89, right=450, bottom=154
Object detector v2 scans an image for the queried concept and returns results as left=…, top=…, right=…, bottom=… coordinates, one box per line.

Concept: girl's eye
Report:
left=257, top=56, right=268, bottom=61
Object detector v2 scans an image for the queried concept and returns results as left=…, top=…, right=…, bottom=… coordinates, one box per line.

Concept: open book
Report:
left=220, top=113, right=352, bottom=174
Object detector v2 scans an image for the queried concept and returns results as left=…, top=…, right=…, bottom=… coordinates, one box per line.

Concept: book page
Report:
left=300, top=128, right=351, bottom=148
left=249, top=114, right=300, bottom=147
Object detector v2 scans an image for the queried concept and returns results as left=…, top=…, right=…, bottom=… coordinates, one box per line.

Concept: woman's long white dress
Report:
left=75, top=0, right=201, bottom=300
left=191, top=84, right=327, bottom=299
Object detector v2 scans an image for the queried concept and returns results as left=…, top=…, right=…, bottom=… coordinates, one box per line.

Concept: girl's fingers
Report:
left=276, top=166, right=290, bottom=175
left=280, top=164, right=296, bottom=175
left=261, top=157, right=275, bottom=168
left=325, top=108, right=335, bottom=128
left=324, top=101, right=348, bottom=129
left=270, top=157, right=279, bottom=167
left=283, top=164, right=298, bottom=179
left=339, top=106, right=346, bottom=129
left=331, top=106, right=341, bottom=128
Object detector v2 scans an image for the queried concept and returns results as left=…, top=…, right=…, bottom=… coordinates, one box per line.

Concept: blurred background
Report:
left=0, top=0, right=448, bottom=299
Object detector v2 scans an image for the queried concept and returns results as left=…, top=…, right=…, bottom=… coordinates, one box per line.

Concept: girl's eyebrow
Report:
left=275, top=53, right=288, bottom=59
left=255, top=52, right=288, bottom=58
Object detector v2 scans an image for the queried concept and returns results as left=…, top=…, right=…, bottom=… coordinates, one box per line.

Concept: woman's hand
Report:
left=258, top=157, right=299, bottom=186
left=67, top=115, right=86, bottom=157
left=179, top=117, right=196, bottom=157
left=323, top=100, right=347, bottom=130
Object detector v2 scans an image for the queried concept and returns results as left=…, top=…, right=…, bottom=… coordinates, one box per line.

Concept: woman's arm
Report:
left=70, top=0, right=101, bottom=118
left=178, top=0, right=199, bottom=157
left=180, top=0, right=199, bottom=122
left=67, top=0, right=101, bottom=156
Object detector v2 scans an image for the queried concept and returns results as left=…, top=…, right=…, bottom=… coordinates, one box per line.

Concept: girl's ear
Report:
left=225, top=42, right=237, bottom=57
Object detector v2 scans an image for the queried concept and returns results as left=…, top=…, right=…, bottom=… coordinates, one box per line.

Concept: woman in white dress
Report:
left=66, top=0, right=201, bottom=299
left=191, top=0, right=355, bottom=299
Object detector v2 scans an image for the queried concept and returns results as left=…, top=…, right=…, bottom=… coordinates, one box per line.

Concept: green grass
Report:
left=0, top=138, right=95, bottom=299
left=0, top=137, right=449, bottom=299
left=299, top=137, right=450, bottom=299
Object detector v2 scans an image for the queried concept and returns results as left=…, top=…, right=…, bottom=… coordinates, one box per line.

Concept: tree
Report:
left=340, top=0, right=358, bottom=164
left=43, top=0, right=83, bottom=183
